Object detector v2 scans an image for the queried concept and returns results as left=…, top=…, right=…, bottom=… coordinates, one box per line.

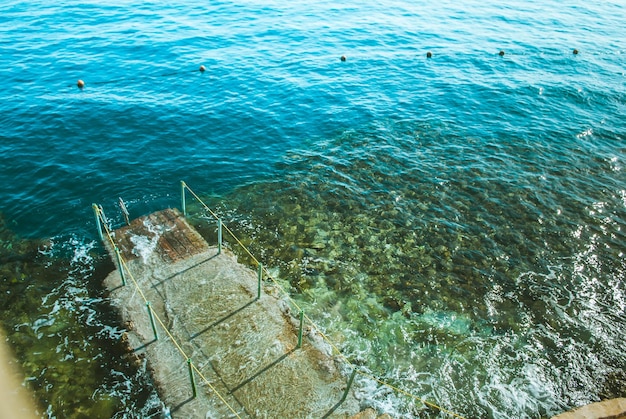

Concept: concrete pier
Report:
left=102, top=208, right=361, bottom=418
left=551, top=398, right=626, bottom=419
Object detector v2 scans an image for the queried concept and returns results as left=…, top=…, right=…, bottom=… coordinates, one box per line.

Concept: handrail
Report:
left=180, top=181, right=467, bottom=419
left=92, top=203, right=243, bottom=418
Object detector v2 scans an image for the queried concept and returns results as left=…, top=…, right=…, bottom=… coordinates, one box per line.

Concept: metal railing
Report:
left=92, top=182, right=467, bottom=418
left=92, top=203, right=243, bottom=418
left=179, top=181, right=467, bottom=419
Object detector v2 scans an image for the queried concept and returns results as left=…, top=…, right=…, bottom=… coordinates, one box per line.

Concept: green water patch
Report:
left=0, top=213, right=159, bottom=418
left=187, top=121, right=626, bottom=417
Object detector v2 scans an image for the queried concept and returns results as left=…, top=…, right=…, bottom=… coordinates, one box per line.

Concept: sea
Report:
left=1, top=0, right=625, bottom=418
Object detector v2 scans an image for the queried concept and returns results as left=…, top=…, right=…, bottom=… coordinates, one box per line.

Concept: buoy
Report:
left=77, top=79, right=85, bottom=89
left=199, top=65, right=206, bottom=72
left=340, top=55, right=346, bottom=62
left=499, top=50, right=505, bottom=56
left=573, top=49, right=579, bottom=55
left=426, top=51, right=432, bottom=58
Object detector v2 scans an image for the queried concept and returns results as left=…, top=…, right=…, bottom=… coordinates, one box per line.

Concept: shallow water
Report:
left=1, top=0, right=625, bottom=417
left=0, top=216, right=162, bottom=417
left=196, top=119, right=626, bottom=417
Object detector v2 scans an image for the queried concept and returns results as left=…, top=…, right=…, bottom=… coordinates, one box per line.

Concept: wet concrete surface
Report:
left=102, top=209, right=361, bottom=418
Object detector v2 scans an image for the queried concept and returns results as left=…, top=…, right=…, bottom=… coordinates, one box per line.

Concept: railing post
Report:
left=181, top=181, right=187, bottom=217
left=217, top=219, right=222, bottom=254
left=339, top=368, right=358, bottom=405
left=146, top=302, right=158, bottom=341
left=92, top=204, right=104, bottom=241
left=322, top=368, right=359, bottom=419
left=115, top=247, right=126, bottom=286
left=99, top=205, right=110, bottom=229
left=297, top=310, right=304, bottom=349
left=257, top=263, right=263, bottom=300
left=119, top=197, right=130, bottom=226
left=187, top=358, right=197, bottom=398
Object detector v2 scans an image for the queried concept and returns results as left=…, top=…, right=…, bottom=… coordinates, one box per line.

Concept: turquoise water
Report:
left=1, top=0, right=625, bottom=417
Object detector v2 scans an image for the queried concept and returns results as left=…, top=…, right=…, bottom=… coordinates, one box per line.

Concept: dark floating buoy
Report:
left=426, top=51, right=432, bottom=58
left=340, top=55, right=346, bottom=62
left=199, top=65, right=206, bottom=72
left=499, top=50, right=505, bottom=56
left=77, top=79, right=85, bottom=89
left=573, top=49, right=579, bottom=55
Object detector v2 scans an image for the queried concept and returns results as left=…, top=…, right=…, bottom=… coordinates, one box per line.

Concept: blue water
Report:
left=1, top=0, right=625, bottom=418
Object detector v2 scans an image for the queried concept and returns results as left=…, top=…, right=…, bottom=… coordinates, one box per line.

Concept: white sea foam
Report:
left=24, top=234, right=163, bottom=417
left=130, top=219, right=162, bottom=264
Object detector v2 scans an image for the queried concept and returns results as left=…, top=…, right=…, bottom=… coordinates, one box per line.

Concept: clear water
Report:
left=1, top=0, right=625, bottom=417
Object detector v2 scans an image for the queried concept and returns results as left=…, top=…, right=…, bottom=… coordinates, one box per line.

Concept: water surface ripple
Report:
left=1, top=0, right=625, bottom=417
